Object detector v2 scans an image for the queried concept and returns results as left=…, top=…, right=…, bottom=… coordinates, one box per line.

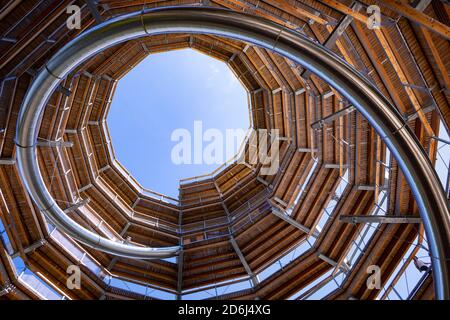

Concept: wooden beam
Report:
left=212, top=0, right=302, bottom=30
left=380, top=0, right=450, bottom=40
left=373, top=27, right=435, bottom=136
left=262, top=0, right=328, bottom=25
left=351, top=21, right=408, bottom=113
left=0, top=0, right=22, bottom=21
left=0, top=0, right=74, bottom=71
left=303, top=2, right=362, bottom=78
left=319, top=0, right=369, bottom=25
left=421, top=28, right=450, bottom=91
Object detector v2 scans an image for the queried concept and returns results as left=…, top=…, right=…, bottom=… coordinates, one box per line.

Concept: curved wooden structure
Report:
left=0, top=0, right=449, bottom=300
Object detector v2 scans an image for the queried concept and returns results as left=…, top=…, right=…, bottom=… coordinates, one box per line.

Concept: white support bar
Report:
left=273, top=196, right=288, bottom=207
left=272, top=87, right=282, bottom=94
left=120, top=222, right=131, bottom=237
left=317, top=253, right=350, bottom=272
left=83, top=71, right=93, bottom=78
left=356, top=185, right=377, bottom=191
left=221, top=201, right=230, bottom=216
left=311, top=105, right=356, bottom=129
left=322, top=90, right=334, bottom=99
left=271, top=207, right=319, bottom=237
left=78, top=184, right=93, bottom=193
left=107, top=257, right=118, bottom=271
left=324, top=163, right=349, bottom=169
left=302, top=2, right=362, bottom=78
left=56, top=84, right=72, bottom=97
left=431, top=136, right=450, bottom=145
left=0, top=37, right=17, bottom=43
left=63, top=198, right=90, bottom=213
left=297, top=147, right=318, bottom=153
left=98, top=165, right=110, bottom=173
left=415, top=0, right=432, bottom=12
left=228, top=52, right=238, bottom=63
left=0, top=158, right=15, bottom=165
left=356, top=185, right=387, bottom=191
left=131, top=197, right=140, bottom=209
left=102, top=74, right=113, bottom=81
left=37, top=139, right=74, bottom=148
left=339, top=215, right=422, bottom=224
left=256, top=176, right=271, bottom=187
left=295, top=88, right=306, bottom=96
left=406, top=104, right=435, bottom=121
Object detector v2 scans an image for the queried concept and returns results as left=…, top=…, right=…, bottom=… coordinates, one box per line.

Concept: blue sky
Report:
left=108, top=49, right=249, bottom=198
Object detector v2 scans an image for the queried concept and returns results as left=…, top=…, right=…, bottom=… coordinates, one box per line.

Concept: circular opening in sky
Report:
left=108, top=49, right=250, bottom=198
